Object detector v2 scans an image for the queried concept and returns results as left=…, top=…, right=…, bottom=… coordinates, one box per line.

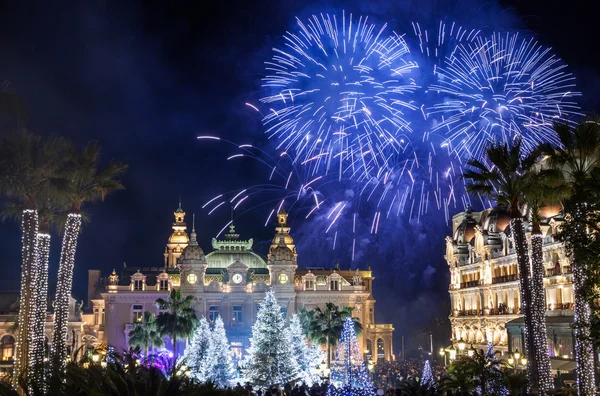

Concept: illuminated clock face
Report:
left=232, top=273, right=243, bottom=284
left=278, top=273, right=288, bottom=284
left=186, top=273, right=197, bottom=284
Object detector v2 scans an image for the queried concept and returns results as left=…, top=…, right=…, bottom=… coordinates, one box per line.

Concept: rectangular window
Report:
left=132, top=304, right=143, bottom=323
left=330, top=280, right=339, bottom=290
left=159, top=279, right=169, bottom=291
left=101, top=309, right=105, bottom=325
left=232, top=305, right=242, bottom=322
left=369, top=308, right=374, bottom=323
left=305, top=280, right=314, bottom=290
left=94, top=309, right=99, bottom=325
left=209, top=305, right=219, bottom=322
left=134, top=280, right=143, bottom=291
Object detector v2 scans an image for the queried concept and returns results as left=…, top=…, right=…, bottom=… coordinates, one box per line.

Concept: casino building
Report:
left=445, top=206, right=576, bottom=369
left=83, top=204, right=394, bottom=363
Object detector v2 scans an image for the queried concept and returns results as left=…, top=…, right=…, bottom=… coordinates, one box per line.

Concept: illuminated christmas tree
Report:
left=204, top=316, right=235, bottom=387
left=328, top=318, right=374, bottom=396
left=287, top=314, right=323, bottom=385
left=421, top=360, right=433, bottom=387
left=243, top=290, right=299, bottom=387
left=184, top=316, right=211, bottom=382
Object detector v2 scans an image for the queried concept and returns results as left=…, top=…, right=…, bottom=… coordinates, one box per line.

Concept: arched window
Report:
left=377, top=338, right=385, bottom=360
left=366, top=339, right=373, bottom=356
left=1, top=335, right=15, bottom=361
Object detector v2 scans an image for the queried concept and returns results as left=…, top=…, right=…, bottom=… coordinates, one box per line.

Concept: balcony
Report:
left=492, top=274, right=518, bottom=284
left=460, top=279, right=482, bottom=289
left=456, top=309, right=482, bottom=317
left=548, top=302, right=574, bottom=311
left=489, top=305, right=519, bottom=315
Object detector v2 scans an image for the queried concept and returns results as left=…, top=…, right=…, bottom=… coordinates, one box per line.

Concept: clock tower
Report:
left=179, top=214, right=207, bottom=293
left=268, top=208, right=297, bottom=290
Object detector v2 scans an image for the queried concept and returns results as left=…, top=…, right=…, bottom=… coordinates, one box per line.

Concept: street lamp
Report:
left=513, top=349, right=521, bottom=361
left=92, top=353, right=99, bottom=363
left=439, top=348, right=447, bottom=367
left=448, top=346, right=457, bottom=361
left=457, top=338, right=466, bottom=352
left=467, top=344, right=476, bottom=357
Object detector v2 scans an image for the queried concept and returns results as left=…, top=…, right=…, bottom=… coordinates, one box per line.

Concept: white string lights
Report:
left=572, top=204, right=595, bottom=396
left=509, top=217, right=537, bottom=393
left=14, top=209, right=39, bottom=390
left=29, top=232, right=50, bottom=392
left=529, top=232, right=553, bottom=394
left=52, top=213, right=82, bottom=371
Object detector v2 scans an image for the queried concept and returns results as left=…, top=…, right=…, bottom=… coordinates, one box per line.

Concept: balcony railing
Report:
left=492, top=274, right=518, bottom=284
left=489, top=305, right=519, bottom=315
left=546, top=266, right=573, bottom=277
left=548, top=302, right=574, bottom=311
left=460, top=279, right=482, bottom=289
left=456, top=309, right=483, bottom=317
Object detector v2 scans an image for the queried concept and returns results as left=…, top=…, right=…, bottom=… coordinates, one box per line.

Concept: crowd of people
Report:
left=373, top=359, right=445, bottom=389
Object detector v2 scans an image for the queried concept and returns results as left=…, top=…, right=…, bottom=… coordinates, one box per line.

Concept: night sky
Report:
left=0, top=0, right=598, bottom=355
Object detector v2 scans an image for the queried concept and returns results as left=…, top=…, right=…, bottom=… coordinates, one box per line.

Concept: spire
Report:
left=175, top=197, right=184, bottom=214
left=189, top=213, right=198, bottom=246
left=277, top=206, right=288, bottom=227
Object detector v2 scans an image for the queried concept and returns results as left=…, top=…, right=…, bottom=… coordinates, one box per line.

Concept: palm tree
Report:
left=1, top=192, right=67, bottom=392
left=299, top=303, right=362, bottom=368
left=0, top=130, right=64, bottom=390
left=463, top=139, right=543, bottom=392
left=543, top=118, right=600, bottom=395
left=521, top=167, right=568, bottom=394
left=155, top=289, right=198, bottom=362
left=52, top=141, right=126, bottom=370
left=439, top=360, right=475, bottom=395
left=128, top=311, right=164, bottom=364
left=398, top=376, right=436, bottom=396
left=463, top=348, right=504, bottom=395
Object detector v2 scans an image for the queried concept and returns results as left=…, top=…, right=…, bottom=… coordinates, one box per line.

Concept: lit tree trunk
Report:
left=529, top=226, right=553, bottom=395
left=30, top=228, right=50, bottom=392
left=509, top=213, right=538, bottom=393
left=52, top=212, right=82, bottom=372
left=14, top=208, right=39, bottom=391
left=571, top=203, right=595, bottom=396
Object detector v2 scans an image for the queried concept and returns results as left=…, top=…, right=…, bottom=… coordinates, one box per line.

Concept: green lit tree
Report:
left=543, top=117, right=600, bottom=395
left=299, top=303, right=361, bottom=368
left=128, top=311, right=164, bottom=363
left=155, top=289, right=198, bottom=362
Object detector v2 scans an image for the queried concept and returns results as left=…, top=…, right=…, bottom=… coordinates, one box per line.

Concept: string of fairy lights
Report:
left=572, top=204, right=595, bottom=396
left=14, top=209, right=39, bottom=390
left=29, top=232, right=50, bottom=393
left=509, top=217, right=536, bottom=392
left=51, top=213, right=82, bottom=371
left=529, top=233, right=552, bottom=394
left=328, top=318, right=374, bottom=396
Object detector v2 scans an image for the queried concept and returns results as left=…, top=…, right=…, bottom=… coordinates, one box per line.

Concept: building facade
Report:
left=445, top=206, right=575, bottom=367
left=0, top=292, right=84, bottom=377
left=85, top=205, right=394, bottom=363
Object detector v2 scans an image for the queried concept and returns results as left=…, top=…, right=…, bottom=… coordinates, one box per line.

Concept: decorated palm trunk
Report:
left=529, top=232, right=553, bottom=395
left=572, top=204, right=595, bottom=396
left=14, top=209, right=39, bottom=390
left=52, top=213, right=82, bottom=370
left=509, top=216, right=538, bottom=392
left=29, top=231, right=50, bottom=392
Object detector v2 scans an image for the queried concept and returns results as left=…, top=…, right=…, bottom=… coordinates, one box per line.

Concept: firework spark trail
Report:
left=261, top=12, right=419, bottom=183
left=197, top=18, right=582, bottom=260
left=427, top=32, right=581, bottom=163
